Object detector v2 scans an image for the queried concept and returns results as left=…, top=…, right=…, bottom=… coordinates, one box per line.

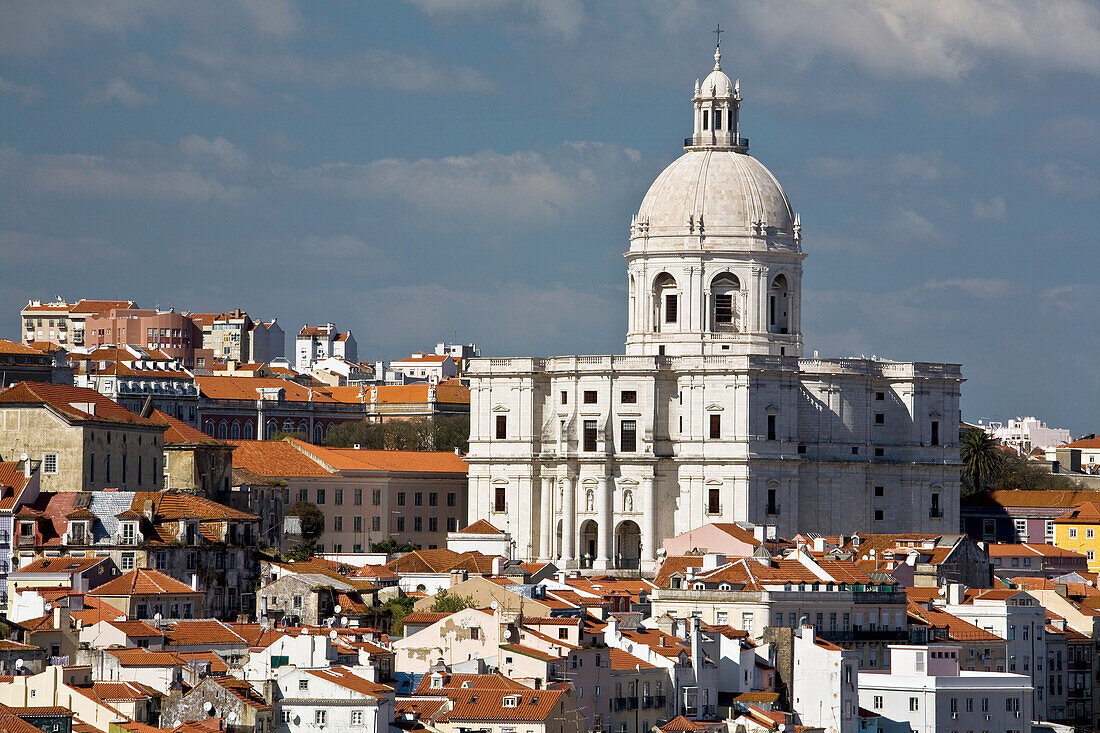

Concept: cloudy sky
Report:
left=1, top=1, right=1098, bottom=432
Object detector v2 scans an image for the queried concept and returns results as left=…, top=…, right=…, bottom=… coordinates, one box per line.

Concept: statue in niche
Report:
left=585, top=489, right=595, bottom=513
left=624, top=490, right=634, bottom=513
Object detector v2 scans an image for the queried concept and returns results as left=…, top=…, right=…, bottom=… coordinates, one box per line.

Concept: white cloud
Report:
left=407, top=0, right=586, bottom=41
left=86, top=79, right=155, bottom=107
left=971, top=195, right=1007, bottom=222
left=1036, top=159, right=1100, bottom=199
left=924, top=277, right=1011, bottom=300
left=804, top=152, right=958, bottom=182
left=0, top=74, right=44, bottom=103
left=179, top=135, right=248, bottom=170
left=236, top=0, right=300, bottom=38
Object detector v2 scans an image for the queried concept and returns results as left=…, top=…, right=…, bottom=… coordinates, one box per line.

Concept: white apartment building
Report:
left=276, top=664, right=393, bottom=733
left=858, top=645, right=1031, bottom=733
left=937, top=584, right=1047, bottom=720
left=983, top=417, right=1071, bottom=454
left=464, top=45, right=962, bottom=572
left=792, top=625, right=859, bottom=733
left=389, top=353, right=457, bottom=384
left=295, top=323, right=357, bottom=372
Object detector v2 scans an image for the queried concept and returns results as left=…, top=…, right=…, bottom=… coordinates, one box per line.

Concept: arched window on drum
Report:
left=711, top=273, right=740, bottom=331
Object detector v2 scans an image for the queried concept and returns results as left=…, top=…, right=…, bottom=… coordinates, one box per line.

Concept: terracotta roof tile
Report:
left=458, top=520, right=504, bottom=535
left=228, top=440, right=330, bottom=478
left=287, top=440, right=467, bottom=474
left=105, top=648, right=186, bottom=667
left=163, top=620, right=247, bottom=646
left=0, top=382, right=161, bottom=427
left=444, top=688, right=565, bottom=722
left=306, top=667, right=392, bottom=698
left=13, top=556, right=110, bottom=576
left=92, top=568, right=201, bottom=597
left=148, top=410, right=224, bottom=446
left=1054, top=502, right=1100, bottom=524
left=196, top=376, right=337, bottom=403
left=966, top=490, right=1100, bottom=510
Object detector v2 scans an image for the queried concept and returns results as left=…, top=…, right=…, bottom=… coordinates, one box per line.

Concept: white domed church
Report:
left=464, top=46, right=962, bottom=573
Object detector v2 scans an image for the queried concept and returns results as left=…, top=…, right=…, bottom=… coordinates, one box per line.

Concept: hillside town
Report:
left=1, top=20, right=1096, bottom=733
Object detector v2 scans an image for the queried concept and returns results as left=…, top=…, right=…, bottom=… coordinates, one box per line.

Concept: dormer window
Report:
left=503, top=695, right=519, bottom=707
left=430, top=674, right=443, bottom=689
left=68, top=521, right=89, bottom=545
left=120, top=521, right=137, bottom=546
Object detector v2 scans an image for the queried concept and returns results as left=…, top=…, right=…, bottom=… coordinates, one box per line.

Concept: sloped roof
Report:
left=325, top=380, right=470, bottom=405
left=287, top=440, right=468, bottom=474
left=13, top=556, right=109, bottom=576
left=1054, top=502, right=1100, bottom=524
left=987, top=542, right=1085, bottom=559
left=387, top=549, right=499, bottom=575
left=0, top=339, right=44, bottom=356
left=105, top=648, right=186, bottom=667
left=0, top=462, right=30, bottom=494
left=458, top=520, right=504, bottom=535
left=209, top=676, right=270, bottom=709
left=148, top=410, right=224, bottom=446
left=131, top=491, right=259, bottom=523
left=0, top=382, right=161, bottom=427
left=412, top=672, right=527, bottom=696
left=444, top=688, right=565, bottom=722
left=228, top=440, right=330, bottom=478
left=965, top=490, right=1100, bottom=510
left=92, top=568, right=200, bottom=597
left=305, top=667, right=392, bottom=698
left=164, top=620, right=248, bottom=646
left=609, top=647, right=657, bottom=670
left=91, top=681, right=161, bottom=702
left=907, top=603, right=1005, bottom=642
left=196, top=376, right=337, bottom=403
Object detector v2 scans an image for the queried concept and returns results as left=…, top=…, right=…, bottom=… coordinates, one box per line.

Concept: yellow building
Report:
left=1052, top=502, right=1100, bottom=573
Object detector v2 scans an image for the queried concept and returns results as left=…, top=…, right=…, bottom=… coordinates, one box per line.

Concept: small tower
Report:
left=685, top=41, right=746, bottom=152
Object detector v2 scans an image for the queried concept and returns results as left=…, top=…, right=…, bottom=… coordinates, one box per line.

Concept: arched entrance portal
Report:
left=615, top=520, right=641, bottom=570
left=579, top=520, right=598, bottom=569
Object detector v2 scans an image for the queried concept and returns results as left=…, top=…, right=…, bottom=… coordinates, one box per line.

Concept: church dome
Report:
left=699, top=68, right=733, bottom=98
left=634, top=149, right=795, bottom=238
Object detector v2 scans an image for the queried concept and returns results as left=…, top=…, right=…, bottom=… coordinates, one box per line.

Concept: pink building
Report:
left=83, top=309, right=213, bottom=367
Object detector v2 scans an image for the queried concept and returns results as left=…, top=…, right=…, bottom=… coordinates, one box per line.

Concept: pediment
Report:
left=492, top=404, right=510, bottom=413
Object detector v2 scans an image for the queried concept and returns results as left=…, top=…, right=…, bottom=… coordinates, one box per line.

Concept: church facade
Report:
left=464, top=47, right=963, bottom=573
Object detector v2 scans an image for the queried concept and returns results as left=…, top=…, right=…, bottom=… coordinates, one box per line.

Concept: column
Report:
left=644, top=476, right=658, bottom=569
left=538, top=475, right=554, bottom=562
left=517, top=476, right=534, bottom=561
left=560, top=475, right=576, bottom=566
left=595, top=475, right=613, bottom=570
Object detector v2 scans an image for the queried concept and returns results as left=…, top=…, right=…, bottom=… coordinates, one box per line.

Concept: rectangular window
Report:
left=414, top=517, right=423, bottom=532
left=429, top=517, right=438, bottom=532
left=707, top=488, right=720, bottom=515
left=767, top=414, right=777, bottom=441
left=909, top=697, right=918, bottom=711
left=334, top=516, right=343, bottom=532
left=1070, top=527, right=1078, bottom=539
left=429, top=492, right=438, bottom=506
left=315, top=710, right=326, bottom=725
left=621, top=390, right=637, bottom=404
left=583, top=390, right=598, bottom=404
left=665, top=293, right=677, bottom=323
left=874, top=485, right=884, bottom=497
left=298, top=489, right=307, bottom=503
left=351, top=711, right=363, bottom=726
left=873, top=695, right=882, bottom=710
left=371, top=516, right=380, bottom=532
left=620, top=420, right=637, bottom=452
left=316, top=489, right=325, bottom=505
left=495, top=487, right=507, bottom=513
left=702, top=109, right=709, bottom=130
left=875, top=413, right=885, bottom=424
left=43, top=453, right=58, bottom=475
left=931, top=420, right=940, bottom=446
left=1088, top=528, right=1095, bottom=539
left=354, top=489, right=363, bottom=505
left=121, top=552, right=135, bottom=571
left=874, top=509, right=884, bottom=521
left=396, top=516, right=405, bottom=532
left=495, top=415, right=507, bottom=439
left=583, top=420, right=598, bottom=452
left=714, top=294, right=734, bottom=324
left=334, top=489, right=343, bottom=505
left=560, top=390, right=568, bottom=404
left=372, top=489, right=381, bottom=505
left=447, top=492, right=456, bottom=507
left=709, top=414, right=721, bottom=439
left=414, top=492, right=423, bottom=507
left=298, top=679, right=308, bottom=691
left=447, top=517, right=457, bottom=531
left=397, top=492, right=406, bottom=507
left=714, top=109, right=722, bottom=129
left=767, top=488, right=778, bottom=515
left=353, top=516, right=362, bottom=532
left=875, top=391, right=885, bottom=400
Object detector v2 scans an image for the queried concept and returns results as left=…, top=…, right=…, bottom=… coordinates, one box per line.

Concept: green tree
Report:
left=283, top=541, right=318, bottom=561
left=991, top=452, right=1078, bottom=492
left=323, top=421, right=386, bottom=449
left=960, top=427, right=1004, bottom=496
left=383, top=596, right=416, bottom=634
left=288, top=501, right=325, bottom=541
left=370, top=538, right=419, bottom=553
left=429, top=589, right=476, bottom=613
left=323, top=415, right=469, bottom=453
left=270, top=430, right=308, bottom=442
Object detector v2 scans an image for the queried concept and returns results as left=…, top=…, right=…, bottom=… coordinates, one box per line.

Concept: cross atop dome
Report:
left=686, top=35, right=747, bottom=152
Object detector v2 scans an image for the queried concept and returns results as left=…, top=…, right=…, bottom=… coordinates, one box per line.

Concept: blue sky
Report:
left=2, top=1, right=1099, bottom=433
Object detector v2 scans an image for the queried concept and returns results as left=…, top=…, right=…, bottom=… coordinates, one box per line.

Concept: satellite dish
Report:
left=14, top=659, right=23, bottom=670
left=489, top=601, right=499, bottom=610
left=329, top=630, right=338, bottom=640
left=341, top=617, right=349, bottom=626
left=44, top=603, right=52, bottom=612
left=334, top=604, right=342, bottom=614
left=204, top=702, right=213, bottom=713
left=154, top=612, right=163, bottom=621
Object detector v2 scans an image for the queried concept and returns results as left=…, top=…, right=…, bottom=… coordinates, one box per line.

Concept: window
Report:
left=709, top=413, right=721, bottom=439
left=620, top=420, right=637, bottom=452
left=767, top=414, right=777, bottom=441
left=1088, top=528, right=1095, bottom=539
left=664, top=293, right=678, bottom=323
left=354, top=489, right=362, bottom=505
left=396, top=516, right=405, bottom=532
left=372, top=489, right=381, bottom=505
left=560, top=390, right=568, bottom=404
left=429, top=517, right=438, bottom=532
left=353, top=516, right=362, bottom=532
left=447, top=517, right=457, bottom=531
left=334, top=516, right=343, bottom=532
left=875, top=391, right=885, bottom=400
left=43, top=453, right=58, bottom=475
left=702, top=109, right=709, bottom=130
left=298, top=489, right=307, bottom=503
left=495, top=415, right=507, bottom=439
left=414, top=492, right=423, bottom=507
left=372, top=516, right=380, bottom=531
left=707, top=489, right=720, bottom=515
left=1088, top=550, right=1095, bottom=562
left=1070, top=528, right=1078, bottom=539
left=583, top=420, right=598, bottom=452
left=931, top=420, right=940, bottom=446
left=583, top=390, right=598, bottom=404
left=121, top=552, right=135, bottom=570
left=874, top=485, right=884, bottom=497
left=621, top=390, right=637, bottom=404
left=909, top=697, right=919, bottom=711
left=1014, top=518, right=1026, bottom=537
left=351, top=710, right=363, bottom=726
left=334, top=489, right=343, bottom=505
left=316, top=489, right=325, bottom=505
left=429, top=492, right=438, bottom=506
left=873, top=695, right=882, bottom=710
left=495, top=487, right=507, bottom=513
left=875, top=510, right=884, bottom=521
left=984, top=518, right=996, bottom=537
left=293, top=595, right=303, bottom=609
left=397, top=492, right=406, bottom=507
left=314, top=710, right=326, bottom=725
left=414, top=517, right=423, bottom=532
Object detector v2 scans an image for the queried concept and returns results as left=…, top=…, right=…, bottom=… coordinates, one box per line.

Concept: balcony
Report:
left=929, top=508, right=944, bottom=518
left=684, top=135, right=749, bottom=150
left=16, top=533, right=38, bottom=548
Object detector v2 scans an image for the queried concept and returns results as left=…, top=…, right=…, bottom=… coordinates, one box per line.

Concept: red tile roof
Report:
left=228, top=440, right=331, bottom=478
left=148, top=410, right=224, bottom=446
left=1054, top=502, right=1100, bottom=524
left=966, top=490, right=1100, bottom=509
left=0, top=339, right=44, bottom=356
left=444, top=689, right=566, bottom=722
left=163, top=620, right=247, bottom=646
left=458, top=520, right=504, bottom=535
left=306, top=667, right=392, bottom=698
left=13, top=556, right=110, bottom=576
left=196, top=376, right=337, bottom=403
left=0, top=382, right=161, bottom=427
left=287, top=440, right=468, bottom=474
left=92, top=568, right=201, bottom=597
left=105, top=648, right=186, bottom=667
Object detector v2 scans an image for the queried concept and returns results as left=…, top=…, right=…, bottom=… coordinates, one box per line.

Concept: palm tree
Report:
left=960, top=427, right=1004, bottom=495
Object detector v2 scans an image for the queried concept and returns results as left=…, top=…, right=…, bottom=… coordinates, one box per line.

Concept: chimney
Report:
left=753, top=525, right=765, bottom=542
left=702, top=553, right=726, bottom=571
left=1053, top=618, right=1067, bottom=632
left=143, top=499, right=154, bottom=522
left=191, top=573, right=199, bottom=591
left=21, top=453, right=30, bottom=479
left=812, top=537, right=826, bottom=553
left=945, top=583, right=965, bottom=605
left=491, top=556, right=505, bottom=575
